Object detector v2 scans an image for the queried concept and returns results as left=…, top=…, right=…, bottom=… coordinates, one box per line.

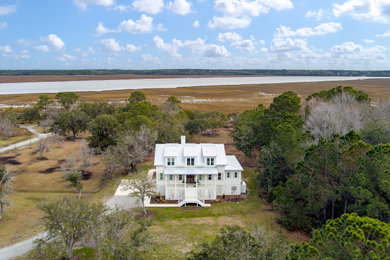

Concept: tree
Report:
left=37, top=138, right=50, bottom=160
left=361, top=120, right=390, bottom=145
left=187, top=225, right=289, bottom=260
left=0, top=166, right=15, bottom=221
left=286, top=213, right=390, bottom=260
left=121, top=172, right=155, bottom=215
left=304, top=93, right=367, bottom=141
left=103, top=127, right=157, bottom=173
left=79, top=142, right=94, bottom=177
left=52, top=110, right=89, bottom=140
left=91, top=209, right=151, bottom=260
left=0, top=109, right=18, bottom=139
left=37, top=197, right=105, bottom=259
left=78, top=101, right=115, bottom=118
left=88, top=114, right=119, bottom=150
left=128, top=91, right=147, bottom=104
left=37, top=94, right=53, bottom=111
left=185, top=118, right=209, bottom=143
left=55, top=92, right=78, bottom=110
left=20, top=107, right=41, bottom=123
left=65, top=171, right=83, bottom=199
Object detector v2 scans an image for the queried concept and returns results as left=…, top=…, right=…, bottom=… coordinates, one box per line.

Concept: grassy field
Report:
left=0, top=137, right=112, bottom=247
left=0, top=127, right=33, bottom=147
left=1, top=78, right=390, bottom=114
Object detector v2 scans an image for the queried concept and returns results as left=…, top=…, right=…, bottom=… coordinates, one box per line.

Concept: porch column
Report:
left=196, top=175, right=198, bottom=197
left=214, top=174, right=217, bottom=199
left=164, top=172, right=167, bottom=199
left=184, top=175, right=187, bottom=198
left=174, top=175, right=177, bottom=200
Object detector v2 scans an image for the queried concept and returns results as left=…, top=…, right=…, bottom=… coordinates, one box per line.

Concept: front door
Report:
left=186, top=174, right=195, bottom=183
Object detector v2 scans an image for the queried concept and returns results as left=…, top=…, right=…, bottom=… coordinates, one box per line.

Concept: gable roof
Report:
left=154, top=142, right=228, bottom=167
left=225, top=155, right=244, bottom=171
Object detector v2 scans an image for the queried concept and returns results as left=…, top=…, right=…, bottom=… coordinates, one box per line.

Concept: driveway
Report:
left=0, top=125, right=51, bottom=154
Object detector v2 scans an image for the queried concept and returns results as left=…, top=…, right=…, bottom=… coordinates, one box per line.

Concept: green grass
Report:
left=143, top=168, right=298, bottom=259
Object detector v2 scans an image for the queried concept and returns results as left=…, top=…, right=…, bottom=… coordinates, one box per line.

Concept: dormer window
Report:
left=167, top=158, right=175, bottom=166
left=187, top=157, right=195, bottom=166
left=206, top=157, right=215, bottom=166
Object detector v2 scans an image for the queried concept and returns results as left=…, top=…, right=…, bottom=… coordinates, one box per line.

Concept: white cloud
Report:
left=331, top=41, right=363, bottom=54
left=365, top=39, right=375, bottom=43
left=156, top=23, right=167, bottom=32
left=203, top=44, right=229, bottom=57
left=34, top=45, right=50, bottom=52
left=168, top=0, right=192, bottom=15
left=142, top=53, right=160, bottom=64
left=125, top=44, right=141, bottom=52
left=210, top=0, right=293, bottom=29
left=96, top=22, right=116, bottom=35
left=305, top=9, right=325, bottom=21
left=73, top=0, right=114, bottom=9
left=193, top=20, right=200, bottom=28
left=0, top=5, right=16, bottom=16
left=0, top=45, right=12, bottom=53
left=118, top=15, right=153, bottom=33
left=152, top=36, right=229, bottom=58
left=218, top=32, right=242, bottom=42
left=59, top=54, right=76, bottom=62
left=34, top=34, right=64, bottom=52
left=112, top=5, right=130, bottom=12
left=270, top=38, right=308, bottom=52
left=0, top=22, right=6, bottom=30
left=214, top=0, right=292, bottom=17
left=376, top=30, right=390, bottom=37
left=100, top=38, right=122, bottom=52
left=100, top=38, right=141, bottom=53
left=333, top=0, right=390, bottom=23
left=275, top=22, right=342, bottom=38
left=231, top=39, right=255, bottom=52
left=132, top=0, right=164, bottom=14
left=43, top=34, right=65, bottom=50
left=208, top=16, right=251, bottom=29
left=153, top=35, right=182, bottom=58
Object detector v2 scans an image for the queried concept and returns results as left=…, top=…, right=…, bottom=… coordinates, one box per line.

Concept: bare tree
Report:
left=79, top=142, right=94, bottom=177
left=0, top=118, right=14, bottom=140
left=304, top=93, right=368, bottom=141
left=52, top=134, right=65, bottom=148
left=61, top=156, right=78, bottom=175
left=0, top=166, right=15, bottom=221
left=121, top=171, right=155, bottom=215
left=37, top=138, right=50, bottom=160
left=103, top=126, right=157, bottom=173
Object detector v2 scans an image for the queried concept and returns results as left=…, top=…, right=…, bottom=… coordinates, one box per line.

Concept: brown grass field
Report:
left=1, top=77, right=390, bottom=113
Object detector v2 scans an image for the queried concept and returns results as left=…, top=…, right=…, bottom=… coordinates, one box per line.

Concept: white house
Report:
left=154, top=136, right=245, bottom=206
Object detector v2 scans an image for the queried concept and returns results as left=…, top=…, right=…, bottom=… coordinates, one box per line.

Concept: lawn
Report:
left=145, top=168, right=307, bottom=259
left=0, top=137, right=112, bottom=247
left=0, top=127, right=33, bottom=147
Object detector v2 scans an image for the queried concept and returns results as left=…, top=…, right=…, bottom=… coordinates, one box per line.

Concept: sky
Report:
left=1, top=0, right=390, bottom=70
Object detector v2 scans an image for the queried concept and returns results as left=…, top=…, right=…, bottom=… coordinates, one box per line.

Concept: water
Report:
left=0, top=76, right=375, bottom=95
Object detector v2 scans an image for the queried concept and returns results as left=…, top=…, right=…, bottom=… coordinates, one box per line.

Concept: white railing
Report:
left=197, top=194, right=205, bottom=204
left=178, top=195, right=185, bottom=205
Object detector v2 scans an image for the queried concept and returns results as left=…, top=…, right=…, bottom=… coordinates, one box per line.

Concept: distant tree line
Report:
left=1, top=69, right=390, bottom=77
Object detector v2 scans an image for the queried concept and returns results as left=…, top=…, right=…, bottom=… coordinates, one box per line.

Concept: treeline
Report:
left=5, top=91, right=227, bottom=176
left=1, top=69, right=390, bottom=77
left=232, top=86, right=390, bottom=232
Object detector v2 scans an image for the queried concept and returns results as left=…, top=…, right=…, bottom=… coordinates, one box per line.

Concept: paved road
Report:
left=0, top=125, right=51, bottom=154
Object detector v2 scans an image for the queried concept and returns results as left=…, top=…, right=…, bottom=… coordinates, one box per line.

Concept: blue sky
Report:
left=1, top=0, right=390, bottom=70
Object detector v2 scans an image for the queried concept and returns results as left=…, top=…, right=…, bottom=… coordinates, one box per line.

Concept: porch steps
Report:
left=178, top=187, right=210, bottom=207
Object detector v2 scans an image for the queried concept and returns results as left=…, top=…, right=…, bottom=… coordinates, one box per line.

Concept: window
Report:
left=199, top=175, right=202, bottom=180
left=208, top=174, right=212, bottom=180
left=160, top=173, right=163, bottom=181
left=218, top=172, right=221, bottom=180
left=227, top=172, right=230, bottom=178
left=169, top=175, right=173, bottom=181
left=167, top=158, right=175, bottom=166
left=187, top=157, right=195, bottom=166
left=179, top=175, right=183, bottom=181
left=235, top=172, right=238, bottom=178
left=207, top=158, right=215, bottom=166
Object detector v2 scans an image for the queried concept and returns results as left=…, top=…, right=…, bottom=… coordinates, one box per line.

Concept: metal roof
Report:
left=225, top=155, right=244, bottom=171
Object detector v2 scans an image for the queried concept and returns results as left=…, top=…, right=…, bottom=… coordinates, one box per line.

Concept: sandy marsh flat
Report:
left=1, top=77, right=390, bottom=113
